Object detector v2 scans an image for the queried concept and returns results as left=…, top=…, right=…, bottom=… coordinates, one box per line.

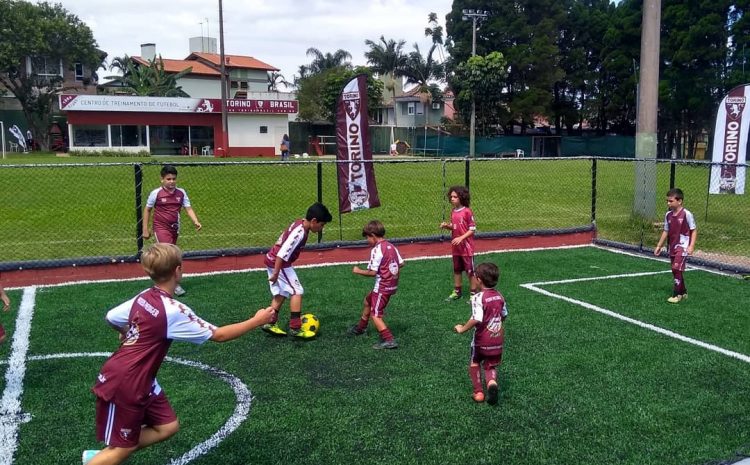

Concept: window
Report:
left=432, top=102, right=441, bottom=110
left=72, top=125, right=108, bottom=147
left=75, top=63, right=84, bottom=81
left=407, top=102, right=416, bottom=115
left=27, top=56, right=63, bottom=83
left=260, top=126, right=268, bottom=134
left=416, top=102, right=424, bottom=115
left=110, top=125, right=146, bottom=147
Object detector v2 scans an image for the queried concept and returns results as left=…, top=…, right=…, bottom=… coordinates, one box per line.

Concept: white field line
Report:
left=0, top=352, right=252, bottom=465
left=0, top=287, right=36, bottom=465
left=521, top=272, right=750, bottom=365
left=592, top=244, right=742, bottom=278
left=3, top=244, right=591, bottom=291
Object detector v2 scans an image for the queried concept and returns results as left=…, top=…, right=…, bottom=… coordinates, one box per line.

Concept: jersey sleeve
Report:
left=367, top=244, right=384, bottom=271
left=663, top=212, right=670, bottom=231
left=105, top=295, right=138, bottom=327
left=165, top=300, right=216, bottom=344
left=686, top=210, right=697, bottom=230
left=277, top=224, right=305, bottom=262
left=467, top=208, right=477, bottom=231
left=179, top=188, right=192, bottom=208
left=470, top=292, right=484, bottom=322
left=145, top=188, right=159, bottom=208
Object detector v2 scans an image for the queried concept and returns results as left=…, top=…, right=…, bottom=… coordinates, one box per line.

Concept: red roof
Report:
left=132, top=56, right=220, bottom=76
left=186, top=52, right=278, bottom=71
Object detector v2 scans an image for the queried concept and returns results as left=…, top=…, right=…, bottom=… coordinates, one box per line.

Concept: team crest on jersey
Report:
left=120, top=428, right=133, bottom=440
left=122, top=324, right=140, bottom=345
left=388, top=262, right=400, bottom=275
left=486, top=316, right=503, bottom=334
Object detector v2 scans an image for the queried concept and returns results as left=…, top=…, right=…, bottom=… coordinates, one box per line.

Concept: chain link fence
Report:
left=0, top=158, right=747, bottom=273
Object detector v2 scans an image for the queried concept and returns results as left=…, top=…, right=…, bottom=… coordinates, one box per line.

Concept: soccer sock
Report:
left=356, top=317, right=369, bottom=332
left=289, top=312, right=301, bottom=330
left=270, top=310, right=279, bottom=325
left=454, top=286, right=462, bottom=295
left=378, top=328, right=394, bottom=342
left=469, top=365, right=483, bottom=394
left=484, top=367, right=497, bottom=386
left=674, top=270, right=686, bottom=294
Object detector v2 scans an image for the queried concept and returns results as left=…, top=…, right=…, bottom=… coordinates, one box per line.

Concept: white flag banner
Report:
left=710, top=84, right=749, bottom=194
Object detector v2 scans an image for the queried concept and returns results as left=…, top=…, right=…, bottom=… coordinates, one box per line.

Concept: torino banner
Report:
left=710, top=84, right=749, bottom=194
left=335, top=74, right=381, bottom=213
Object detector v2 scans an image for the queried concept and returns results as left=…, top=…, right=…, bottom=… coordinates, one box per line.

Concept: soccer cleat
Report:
left=347, top=325, right=366, bottom=336
left=487, top=381, right=499, bottom=405
left=472, top=391, right=485, bottom=403
left=174, top=285, right=186, bottom=297
left=372, top=339, right=399, bottom=350
left=288, top=328, right=316, bottom=339
left=445, top=290, right=462, bottom=301
left=82, top=450, right=100, bottom=464
left=667, top=295, right=683, bottom=304
left=261, top=323, right=287, bottom=336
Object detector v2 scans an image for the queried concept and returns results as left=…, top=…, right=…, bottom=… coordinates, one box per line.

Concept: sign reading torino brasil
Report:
left=59, top=94, right=298, bottom=114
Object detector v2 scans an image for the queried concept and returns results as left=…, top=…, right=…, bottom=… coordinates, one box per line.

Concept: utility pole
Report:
left=634, top=0, right=661, bottom=218
left=462, top=9, right=488, bottom=158
left=218, top=0, right=228, bottom=157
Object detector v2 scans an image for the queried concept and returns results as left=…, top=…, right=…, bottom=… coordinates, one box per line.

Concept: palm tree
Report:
left=400, top=43, right=445, bottom=127
left=364, top=35, right=407, bottom=127
left=305, top=47, right=352, bottom=74
left=105, top=55, right=191, bottom=97
left=267, top=71, right=289, bottom=92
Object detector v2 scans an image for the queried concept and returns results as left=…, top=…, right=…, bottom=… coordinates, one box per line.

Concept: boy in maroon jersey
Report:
left=454, top=262, right=508, bottom=405
left=440, top=185, right=477, bottom=302
left=654, top=188, right=697, bottom=303
left=83, top=243, right=275, bottom=465
left=142, top=165, right=202, bottom=296
left=261, top=202, right=333, bottom=339
left=0, top=284, right=11, bottom=344
left=348, top=220, right=405, bottom=349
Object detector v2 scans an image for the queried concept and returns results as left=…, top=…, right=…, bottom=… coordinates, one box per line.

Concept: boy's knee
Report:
left=158, top=420, right=180, bottom=438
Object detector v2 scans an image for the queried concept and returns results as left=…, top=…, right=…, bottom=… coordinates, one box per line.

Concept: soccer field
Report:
left=1, top=246, right=749, bottom=465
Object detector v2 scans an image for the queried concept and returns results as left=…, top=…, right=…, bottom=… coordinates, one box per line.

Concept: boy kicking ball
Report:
left=454, top=262, right=508, bottom=405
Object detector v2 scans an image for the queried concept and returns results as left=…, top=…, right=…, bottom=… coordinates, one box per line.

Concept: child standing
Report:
left=440, top=185, right=477, bottom=301
left=0, top=284, right=11, bottom=345
left=262, top=202, right=332, bottom=339
left=83, top=243, right=275, bottom=465
left=654, top=188, right=697, bottom=303
left=348, top=220, right=405, bottom=349
left=142, top=165, right=202, bottom=296
left=454, top=262, right=508, bottom=405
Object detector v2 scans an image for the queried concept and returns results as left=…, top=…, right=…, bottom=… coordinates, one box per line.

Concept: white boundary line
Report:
left=521, top=272, right=750, bottom=365
left=0, top=351, right=251, bottom=465
left=0, top=287, right=36, bottom=465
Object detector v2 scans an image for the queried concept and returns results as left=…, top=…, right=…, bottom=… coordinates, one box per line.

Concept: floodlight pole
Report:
left=1, top=121, right=5, bottom=159
left=462, top=10, right=488, bottom=158
left=218, top=0, right=229, bottom=157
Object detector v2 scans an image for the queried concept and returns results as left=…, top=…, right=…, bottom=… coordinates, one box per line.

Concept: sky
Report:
left=54, top=0, right=455, bottom=86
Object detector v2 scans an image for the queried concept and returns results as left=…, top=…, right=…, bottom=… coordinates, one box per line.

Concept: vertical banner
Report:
left=336, top=74, right=381, bottom=213
left=710, top=84, right=749, bottom=194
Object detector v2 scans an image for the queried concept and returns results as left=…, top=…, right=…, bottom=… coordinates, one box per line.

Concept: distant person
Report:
left=0, top=284, right=11, bottom=345
left=439, top=185, right=477, bottom=301
left=262, top=202, right=332, bottom=338
left=654, top=188, right=697, bottom=303
left=453, top=262, right=508, bottom=404
left=142, top=165, right=202, bottom=296
left=26, top=129, right=33, bottom=151
left=347, top=220, right=405, bottom=349
left=280, top=134, right=290, bottom=161
left=82, top=243, right=275, bottom=465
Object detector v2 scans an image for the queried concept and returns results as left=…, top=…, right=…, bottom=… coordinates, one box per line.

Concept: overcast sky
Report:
left=54, top=0, right=454, bottom=85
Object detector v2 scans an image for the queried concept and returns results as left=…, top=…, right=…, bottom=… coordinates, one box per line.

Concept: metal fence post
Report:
left=669, top=160, right=676, bottom=189
left=591, top=157, right=597, bottom=225
left=134, top=163, right=144, bottom=256
left=318, top=160, right=324, bottom=243
left=465, top=157, right=471, bottom=189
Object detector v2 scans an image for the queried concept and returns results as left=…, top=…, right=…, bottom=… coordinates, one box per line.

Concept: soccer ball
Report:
left=300, top=313, right=320, bottom=334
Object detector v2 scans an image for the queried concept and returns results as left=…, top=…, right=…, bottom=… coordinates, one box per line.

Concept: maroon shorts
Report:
left=95, top=391, right=177, bottom=448
left=365, top=291, right=392, bottom=318
left=154, top=227, right=178, bottom=244
left=470, top=346, right=503, bottom=368
left=452, top=255, right=475, bottom=275
left=670, top=249, right=687, bottom=272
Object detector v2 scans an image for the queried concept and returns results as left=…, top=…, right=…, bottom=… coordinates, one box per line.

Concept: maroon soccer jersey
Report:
left=663, top=207, right=696, bottom=256
left=92, top=287, right=215, bottom=405
left=451, top=207, right=476, bottom=257
left=146, top=187, right=191, bottom=231
left=367, top=240, right=404, bottom=295
left=469, top=288, right=507, bottom=350
left=264, top=219, right=309, bottom=268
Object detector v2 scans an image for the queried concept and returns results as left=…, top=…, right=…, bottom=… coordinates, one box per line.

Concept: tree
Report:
left=451, top=52, right=509, bottom=135
left=0, top=0, right=103, bottom=150
left=267, top=71, right=289, bottom=92
left=296, top=66, right=383, bottom=122
left=364, top=35, right=407, bottom=126
left=104, top=55, right=191, bottom=97
left=304, top=48, right=353, bottom=74
left=400, top=44, right=445, bottom=126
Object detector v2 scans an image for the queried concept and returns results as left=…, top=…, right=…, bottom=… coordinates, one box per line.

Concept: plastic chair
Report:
left=515, top=149, right=525, bottom=158
left=201, top=146, right=211, bottom=156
